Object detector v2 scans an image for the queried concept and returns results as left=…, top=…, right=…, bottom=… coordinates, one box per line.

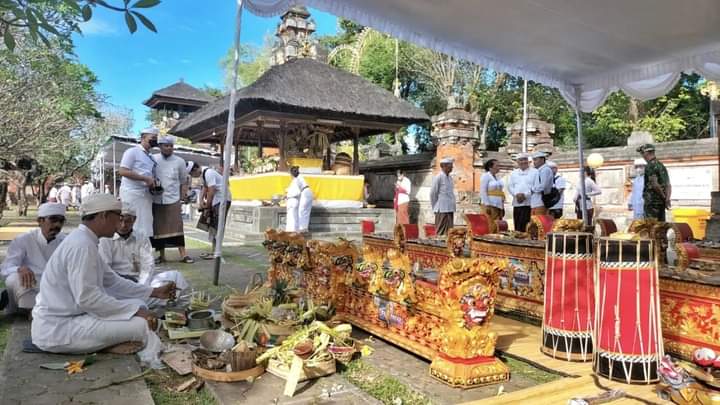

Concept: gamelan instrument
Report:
left=595, top=237, right=663, bottom=384
left=542, top=232, right=595, bottom=361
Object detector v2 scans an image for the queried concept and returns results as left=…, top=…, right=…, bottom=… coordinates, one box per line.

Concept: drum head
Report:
left=598, top=238, right=653, bottom=262
left=546, top=232, right=593, bottom=255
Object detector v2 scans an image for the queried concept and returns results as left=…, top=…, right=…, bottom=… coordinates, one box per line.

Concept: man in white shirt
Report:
left=430, top=157, right=456, bottom=236
left=530, top=151, right=553, bottom=215
left=47, top=185, right=58, bottom=203
left=151, top=135, right=192, bottom=264
left=394, top=170, right=412, bottom=225
left=80, top=180, right=95, bottom=203
left=118, top=127, right=160, bottom=239
left=99, top=204, right=188, bottom=305
left=58, top=182, right=72, bottom=207
left=547, top=161, right=566, bottom=219
left=285, top=166, right=314, bottom=233
left=189, top=163, right=232, bottom=259
left=31, top=194, right=174, bottom=354
left=507, top=153, right=536, bottom=231
left=1, top=203, right=67, bottom=315
left=71, top=184, right=81, bottom=209
left=628, top=158, right=646, bottom=219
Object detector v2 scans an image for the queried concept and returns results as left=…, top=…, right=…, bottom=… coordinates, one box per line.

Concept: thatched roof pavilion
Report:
left=171, top=58, right=429, bottom=172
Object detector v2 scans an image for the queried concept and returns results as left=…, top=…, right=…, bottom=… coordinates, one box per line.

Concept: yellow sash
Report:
left=488, top=189, right=505, bottom=201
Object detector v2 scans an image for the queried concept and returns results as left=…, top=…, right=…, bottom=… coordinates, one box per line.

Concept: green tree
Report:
left=220, top=41, right=272, bottom=89
left=1, top=0, right=161, bottom=51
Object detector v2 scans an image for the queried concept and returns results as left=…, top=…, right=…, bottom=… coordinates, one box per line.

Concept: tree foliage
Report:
left=0, top=0, right=161, bottom=51
left=220, top=41, right=271, bottom=89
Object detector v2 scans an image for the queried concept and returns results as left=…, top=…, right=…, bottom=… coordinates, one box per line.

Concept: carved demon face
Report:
left=459, top=284, right=493, bottom=328
left=334, top=256, right=354, bottom=273
left=356, top=262, right=377, bottom=280
left=383, top=268, right=405, bottom=289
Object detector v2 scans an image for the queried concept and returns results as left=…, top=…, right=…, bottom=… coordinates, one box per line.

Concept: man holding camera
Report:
left=118, top=128, right=160, bottom=239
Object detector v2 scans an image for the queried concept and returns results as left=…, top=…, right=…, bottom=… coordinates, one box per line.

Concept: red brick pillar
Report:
left=432, top=108, right=481, bottom=204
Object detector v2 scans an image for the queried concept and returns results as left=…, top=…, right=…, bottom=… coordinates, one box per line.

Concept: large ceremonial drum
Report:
left=594, top=238, right=663, bottom=384
left=542, top=232, right=595, bottom=361
left=528, top=215, right=554, bottom=240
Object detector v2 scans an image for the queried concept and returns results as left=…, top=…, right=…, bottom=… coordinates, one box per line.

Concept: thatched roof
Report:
left=144, top=81, right=213, bottom=108
left=171, top=58, right=429, bottom=142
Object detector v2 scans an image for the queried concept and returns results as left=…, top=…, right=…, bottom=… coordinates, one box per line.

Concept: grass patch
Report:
left=145, top=369, right=217, bottom=405
left=340, top=359, right=434, bottom=405
left=502, top=355, right=562, bottom=384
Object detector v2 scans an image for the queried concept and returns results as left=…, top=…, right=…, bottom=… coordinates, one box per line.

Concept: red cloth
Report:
left=394, top=184, right=408, bottom=210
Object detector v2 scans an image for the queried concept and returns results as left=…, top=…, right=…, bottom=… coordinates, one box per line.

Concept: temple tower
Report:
left=270, top=6, right=323, bottom=66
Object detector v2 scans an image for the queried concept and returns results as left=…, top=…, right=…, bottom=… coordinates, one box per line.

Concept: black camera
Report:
left=149, top=179, right=164, bottom=196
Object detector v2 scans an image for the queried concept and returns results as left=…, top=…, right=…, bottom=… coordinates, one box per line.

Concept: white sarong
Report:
left=298, top=188, right=313, bottom=232
left=120, top=188, right=154, bottom=238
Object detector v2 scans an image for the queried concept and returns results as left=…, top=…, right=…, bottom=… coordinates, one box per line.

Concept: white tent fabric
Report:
left=243, top=0, right=720, bottom=112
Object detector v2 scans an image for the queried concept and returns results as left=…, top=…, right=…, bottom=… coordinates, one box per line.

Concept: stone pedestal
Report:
left=705, top=191, right=720, bottom=242
left=432, top=108, right=481, bottom=204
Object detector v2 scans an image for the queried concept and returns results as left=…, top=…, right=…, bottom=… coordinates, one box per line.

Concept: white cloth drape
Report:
left=242, top=0, right=720, bottom=112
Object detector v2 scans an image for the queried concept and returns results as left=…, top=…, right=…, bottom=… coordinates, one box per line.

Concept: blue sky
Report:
left=73, top=2, right=338, bottom=135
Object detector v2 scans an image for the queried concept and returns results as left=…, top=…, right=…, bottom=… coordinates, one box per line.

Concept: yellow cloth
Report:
left=488, top=189, right=506, bottom=201
left=229, top=173, right=364, bottom=201
left=287, top=157, right=323, bottom=169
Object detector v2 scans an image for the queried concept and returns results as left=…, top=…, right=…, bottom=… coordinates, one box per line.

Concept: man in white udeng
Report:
left=118, top=127, right=160, bottom=238
left=0, top=203, right=67, bottom=315
left=99, top=204, right=188, bottom=304
left=628, top=158, right=646, bottom=219
left=31, top=194, right=174, bottom=354
left=507, top=153, right=536, bottom=231
left=286, top=166, right=313, bottom=232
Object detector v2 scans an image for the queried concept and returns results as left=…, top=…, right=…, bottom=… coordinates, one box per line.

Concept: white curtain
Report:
left=243, top=0, right=720, bottom=113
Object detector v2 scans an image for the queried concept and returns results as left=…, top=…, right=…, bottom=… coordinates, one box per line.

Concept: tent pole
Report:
left=112, top=140, right=117, bottom=196
left=574, top=86, right=589, bottom=227
left=213, top=0, right=244, bottom=286
left=522, top=79, right=528, bottom=153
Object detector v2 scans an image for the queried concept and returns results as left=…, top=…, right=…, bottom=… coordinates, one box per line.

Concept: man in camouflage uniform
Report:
left=637, top=144, right=671, bottom=222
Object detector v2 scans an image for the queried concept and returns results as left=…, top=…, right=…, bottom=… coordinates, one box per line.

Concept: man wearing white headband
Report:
left=1, top=203, right=67, bottom=315
left=430, top=157, right=456, bottom=235
left=151, top=135, right=192, bottom=264
left=99, top=203, right=188, bottom=306
left=32, top=194, right=174, bottom=355
left=118, top=127, right=160, bottom=238
left=507, top=153, right=537, bottom=231
left=628, top=158, right=646, bottom=219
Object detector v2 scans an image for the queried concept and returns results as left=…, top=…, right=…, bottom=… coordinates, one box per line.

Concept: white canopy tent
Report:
left=210, top=0, right=720, bottom=283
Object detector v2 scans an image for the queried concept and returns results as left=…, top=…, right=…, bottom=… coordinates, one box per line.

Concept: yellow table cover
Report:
left=287, top=157, right=323, bottom=169
left=229, top=173, right=364, bottom=201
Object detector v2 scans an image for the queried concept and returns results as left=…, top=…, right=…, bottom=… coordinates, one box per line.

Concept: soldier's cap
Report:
left=636, top=143, right=655, bottom=153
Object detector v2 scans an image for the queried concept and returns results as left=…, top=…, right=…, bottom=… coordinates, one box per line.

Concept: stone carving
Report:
left=501, top=110, right=555, bottom=157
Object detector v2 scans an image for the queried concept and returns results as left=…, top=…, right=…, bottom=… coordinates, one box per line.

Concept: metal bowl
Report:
left=200, top=330, right=236, bottom=353
left=187, top=310, right=215, bottom=330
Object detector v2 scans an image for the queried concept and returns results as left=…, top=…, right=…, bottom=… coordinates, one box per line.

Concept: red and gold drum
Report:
left=595, top=237, right=663, bottom=384
left=542, top=232, right=595, bottom=361
left=495, top=220, right=509, bottom=232
left=465, top=213, right=496, bottom=237
left=594, top=219, right=617, bottom=237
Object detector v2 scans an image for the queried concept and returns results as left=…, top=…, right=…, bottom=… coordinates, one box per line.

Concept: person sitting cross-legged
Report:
left=31, top=194, right=174, bottom=355
left=1, top=203, right=67, bottom=315
left=99, top=204, right=188, bottom=308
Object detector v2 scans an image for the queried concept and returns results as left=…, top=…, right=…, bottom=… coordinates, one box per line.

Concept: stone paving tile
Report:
left=0, top=319, right=153, bottom=405
left=206, top=372, right=381, bottom=405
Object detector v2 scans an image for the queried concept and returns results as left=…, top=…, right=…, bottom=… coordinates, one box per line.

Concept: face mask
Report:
left=635, top=167, right=645, bottom=176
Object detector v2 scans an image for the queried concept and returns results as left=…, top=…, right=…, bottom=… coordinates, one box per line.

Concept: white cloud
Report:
left=79, top=18, right=119, bottom=36
left=147, top=58, right=160, bottom=65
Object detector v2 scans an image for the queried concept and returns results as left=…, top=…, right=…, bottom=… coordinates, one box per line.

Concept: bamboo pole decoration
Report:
left=213, top=0, right=244, bottom=286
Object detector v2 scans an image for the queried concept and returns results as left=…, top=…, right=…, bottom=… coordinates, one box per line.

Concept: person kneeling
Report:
left=31, top=194, right=174, bottom=355
left=99, top=204, right=188, bottom=308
